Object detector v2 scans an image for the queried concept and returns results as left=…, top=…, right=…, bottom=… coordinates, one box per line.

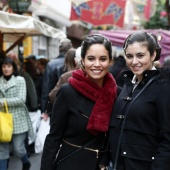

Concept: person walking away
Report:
left=25, top=55, right=37, bottom=68
left=40, top=34, right=119, bottom=170
left=48, top=47, right=81, bottom=104
left=0, top=57, right=34, bottom=170
left=41, top=38, right=72, bottom=120
left=109, top=31, right=170, bottom=170
left=22, top=60, right=41, bottom=110
left=46, top=47, right=76, bottom=116
left=36, top=57, right=49, bottom=76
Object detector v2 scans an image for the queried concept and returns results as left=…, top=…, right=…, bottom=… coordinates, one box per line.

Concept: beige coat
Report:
left=49, top=70, right=73, bottom=104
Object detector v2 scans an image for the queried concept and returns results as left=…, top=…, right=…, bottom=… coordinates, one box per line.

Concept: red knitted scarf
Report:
left=68, top=69, right=117, bottom=135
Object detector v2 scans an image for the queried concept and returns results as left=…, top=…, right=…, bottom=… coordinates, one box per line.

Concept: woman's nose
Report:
left=132, top=57, right=138, bottom=64
left=94, top=60, right=100, bottom=66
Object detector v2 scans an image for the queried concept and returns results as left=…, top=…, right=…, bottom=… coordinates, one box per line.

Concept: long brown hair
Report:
left=63, top=48, right=76, bottom=72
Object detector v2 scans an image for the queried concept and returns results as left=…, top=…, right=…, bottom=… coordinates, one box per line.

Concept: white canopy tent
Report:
left=0, top=11, right=66, bottom=53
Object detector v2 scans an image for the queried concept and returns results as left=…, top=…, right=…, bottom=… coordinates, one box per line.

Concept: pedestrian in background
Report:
left=109, top=31, right=170, bottom=170
left=48, top=47, right=77, bottom=104
left=109, top=54, right=128, bottom=88
left=162, top=56, right=170, bottom=68
left=36, top=57, right=48, bottom=76
left=25, top=55, right=37, bottom=68
left=45, top=47, right=76, bottom=116
left=61, top=47, right=76, bottom=73
left=8, top=52, right=39, bottom=155
left=40, top=34, right=118, bottom=170
left=41, top=38, right=72, bottom=120
left=0, top=57, right=33, bottom=170
left=23, top=60, right=41, bottom=110
left=49, top=47, right=81, bottom=104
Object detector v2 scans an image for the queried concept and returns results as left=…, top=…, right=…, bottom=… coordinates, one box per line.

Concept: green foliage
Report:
left=142, top=11, right=169, bottom=29
left=142, top=0, right=169, bottom=30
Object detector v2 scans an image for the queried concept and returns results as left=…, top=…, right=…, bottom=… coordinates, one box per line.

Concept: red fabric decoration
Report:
left=68, top=69, right=117, bottom=135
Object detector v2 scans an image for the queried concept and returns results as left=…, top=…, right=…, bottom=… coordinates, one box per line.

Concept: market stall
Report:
left=0, top=11, right=66, bottom=54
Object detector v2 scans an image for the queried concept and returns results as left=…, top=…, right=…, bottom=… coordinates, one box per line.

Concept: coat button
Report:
left=152, top=157, right=154, bottom=160
left=145, top=74, right=147, bottom=77
left=123, top=96, right=132, bottom=101
left=141, top=81, right=144, bottom=85
left=123, top=152, right=126, bottom=155
left=124, top=74, right=127, bottom=77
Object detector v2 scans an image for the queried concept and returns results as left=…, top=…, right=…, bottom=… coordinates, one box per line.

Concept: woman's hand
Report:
left=99, top=165, right=108, bottom=170
left=41, top=113, right=49, bottom=121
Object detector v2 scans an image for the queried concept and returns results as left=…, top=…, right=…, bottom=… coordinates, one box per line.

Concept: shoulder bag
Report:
left=0, top=99, right=13, bottom=142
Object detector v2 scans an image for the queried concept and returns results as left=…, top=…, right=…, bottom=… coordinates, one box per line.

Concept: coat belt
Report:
left=63, top=139, right=100, bottom=158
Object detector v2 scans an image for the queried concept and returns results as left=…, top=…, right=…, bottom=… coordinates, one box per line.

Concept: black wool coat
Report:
left=109, top=69, right=170, bottom=170
left=40, top=83, right=111, bottom=170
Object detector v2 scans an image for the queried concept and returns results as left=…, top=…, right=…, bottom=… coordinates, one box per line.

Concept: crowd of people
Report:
left=0, top=31, right=170, bottom=170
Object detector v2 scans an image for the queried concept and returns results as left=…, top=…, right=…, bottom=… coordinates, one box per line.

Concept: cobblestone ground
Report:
left=8, top=153, right=42, bottom=170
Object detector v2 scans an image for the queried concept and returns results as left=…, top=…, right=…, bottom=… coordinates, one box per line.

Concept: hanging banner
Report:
left=132, top=0, right=156, bottom=21
left=70, top=0, right=126, bottom=28
left=132, top=0, right=147, bottom=5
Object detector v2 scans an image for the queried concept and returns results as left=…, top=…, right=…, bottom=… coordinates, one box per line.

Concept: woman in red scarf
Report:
left=40, top=34, right=118, bottom=170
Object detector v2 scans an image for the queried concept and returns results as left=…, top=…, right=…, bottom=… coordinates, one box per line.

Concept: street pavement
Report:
left=7, top=152, right=114, bottom=170
left=8, top=153, right=42, bottom=170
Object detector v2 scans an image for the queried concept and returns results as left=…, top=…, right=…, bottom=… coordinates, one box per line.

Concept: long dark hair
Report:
left=63, top=48, right=76, bottom=72
left=23, top=60, right=38, bottom=79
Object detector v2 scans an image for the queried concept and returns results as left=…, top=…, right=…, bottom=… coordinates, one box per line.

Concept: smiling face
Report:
left=125, top=42, right=156, bottom=81
left=2, top=63, right=14, bottom=76
left=82, top=44, right=111, bottom=87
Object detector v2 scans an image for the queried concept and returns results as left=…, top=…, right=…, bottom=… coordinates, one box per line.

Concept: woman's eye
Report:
left=87, top=57, right=94, bottom=61
left=100, top=58, right=107, bottom=61
left=137, top=54, right=144, bottom=58
left=126, top=55, right=133, bottom=59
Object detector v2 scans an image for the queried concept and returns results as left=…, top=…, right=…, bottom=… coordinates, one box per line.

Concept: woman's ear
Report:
left=81, top=59, right=85, bottom=70
left=81, top=59, right=84, bottom=66
left=151, top=51, right=156, bottom=62
left=109, top=59, right=114, bottom=67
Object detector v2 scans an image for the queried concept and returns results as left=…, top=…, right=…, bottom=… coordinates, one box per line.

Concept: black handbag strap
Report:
left=113, top=76, right=156, bottom=170
left=53, top=134, right=102, bottom=167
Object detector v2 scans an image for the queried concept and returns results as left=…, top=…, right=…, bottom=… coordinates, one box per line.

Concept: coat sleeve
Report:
left=151, top=83, right=170, bottom=170
left=41, top=64, right=51, bottom=113
left=40, top=85, right=69, bottom=170
left=23, top=72, right=38, bottom=111
left=48, top=72, right=71, bottom=104
left=48, top=76, right=63, bottom=104
left=3, top=76, right=26, bottom=106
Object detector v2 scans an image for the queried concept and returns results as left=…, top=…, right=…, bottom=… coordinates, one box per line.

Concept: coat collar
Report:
left=0, top=75, right=16, bottom=93
left=122, top=70, right=160, bottom=84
